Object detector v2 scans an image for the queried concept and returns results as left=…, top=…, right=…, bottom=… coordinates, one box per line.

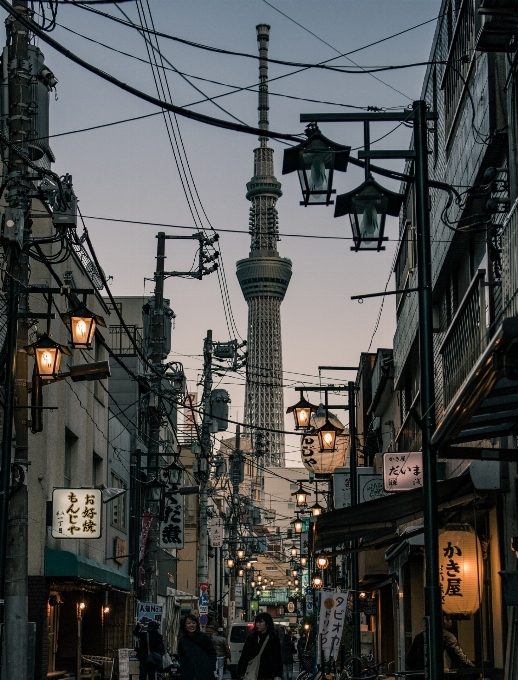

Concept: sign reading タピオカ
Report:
left=51, top=488, right=102, bottom=538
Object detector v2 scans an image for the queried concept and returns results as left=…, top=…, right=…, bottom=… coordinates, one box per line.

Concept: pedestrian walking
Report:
left=281, top=630, right=296, bottom=680
left=212, top=627, right=229, bottom=680
left=133, top=619, right=165, bottom=680
left=237, top=612, right=283, bottom=680
left=177, top=613, right=217, bottom=680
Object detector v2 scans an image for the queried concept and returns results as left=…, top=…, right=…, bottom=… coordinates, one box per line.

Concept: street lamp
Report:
left=292, top=516, right=303, bottom=534
left=238, top=568, right=245, bottom=577
left=163, top=459, right=184, bottom=486
left=60, top=304, right=106, bottom=349
left=314, top=418, right=343, bottom=452
left=270, top=579, right=274, bottom=587
left=256, top=589, right=261, bottom=597
left=300, top=557, right=308, bottom=567
left=146, top=477, right=166, bottom=502
left=246, top=561, right=252, bottom=569
left=311, top=573, right=323, bottom=588
left=286, top=395, right=318, bottom=430
left=311, top=501, right=324, bottom=517
left=250, top=580, right=256, bottom=588
left=237, top=547, right=245, bottom=560
left=292, top=569, right=298, bottom=578
left=282, top=123, right=351, bottom=206
left=261, top=584, right=266, bottom=590
left=24, top=334, right=71, bottom=379
left=227, top=557, right=235, bottom=569
left=288, top=580, right=292, bottom=587
left=294, top=579, right=299, bottom=586
left=292, top=483, right=310, bottom=507
left=335, top=175, right=404, bottom=252
left=316, top=556, right=329, bottom=569
left=290, top=547, right=297, bottom=558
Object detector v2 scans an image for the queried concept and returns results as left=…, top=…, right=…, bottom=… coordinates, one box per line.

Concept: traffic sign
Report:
left=199, top=594, right=209, bottom=606
left=306, top=601, right=314, bottom=612
left=305, top=586, right=313, bottom=595
left=199, top=605, right=208, bottom=614
left=199, top=614, right=208, bottom=626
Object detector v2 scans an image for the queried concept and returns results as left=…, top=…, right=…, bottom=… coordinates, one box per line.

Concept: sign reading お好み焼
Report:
left=51, top=488, right=102, bottom=538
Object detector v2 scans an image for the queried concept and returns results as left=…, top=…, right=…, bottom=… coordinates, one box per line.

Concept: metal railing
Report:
left=502, top=198, right=518, bottom=319
left=107, top=325, right=143, bottom=356
left=439, top=270, right=487, bottom=407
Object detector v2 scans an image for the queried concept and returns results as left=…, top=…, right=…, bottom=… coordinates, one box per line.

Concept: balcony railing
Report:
left=502, top=198, right=518, bottom=319
left=108, top=325, right=143, bottom=356
left=439, top=270, right=487, bottom=408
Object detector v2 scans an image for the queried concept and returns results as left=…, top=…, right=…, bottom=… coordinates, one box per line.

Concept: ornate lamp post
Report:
left=24, top=334, right=71, bottom=379
left=286, top=394, right=318, bottom=430
left=61, top=303, right=106, bottom=349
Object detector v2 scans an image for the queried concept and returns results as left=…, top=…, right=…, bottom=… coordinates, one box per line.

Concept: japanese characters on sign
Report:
left=209, top=517, right=224, bottom=548
left=439, top=524, right=483, bottom=615
left=138, top=511, right=153, bottom=588
left=51, top=488, right=102, bottom=539
left=159, top=483, right=184, bottom=550
left=317, top=590, right=348, bottom=662
left=383, top=452, right=423, bottom=492
left=333, top=467, right=389, bottom=509
left=136, top=602, right=163, bottom=626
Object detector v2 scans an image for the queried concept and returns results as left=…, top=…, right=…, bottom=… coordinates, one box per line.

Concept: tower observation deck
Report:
left=236, top=24, right=292, bottom=467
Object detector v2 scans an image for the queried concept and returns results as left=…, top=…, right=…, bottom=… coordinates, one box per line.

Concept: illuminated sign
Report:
left=51, top=488, right=102, bottom=538
left=383, top=452, right=423, bottom=492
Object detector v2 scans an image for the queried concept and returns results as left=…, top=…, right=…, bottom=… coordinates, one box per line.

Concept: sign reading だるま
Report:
left=51, top=488, right=102, bottom=538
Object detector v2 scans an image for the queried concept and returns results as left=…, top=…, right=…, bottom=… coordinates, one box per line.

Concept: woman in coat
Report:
left=177, top=613, right=217, bottom=680
left=237, top=613, right=283, bottom=680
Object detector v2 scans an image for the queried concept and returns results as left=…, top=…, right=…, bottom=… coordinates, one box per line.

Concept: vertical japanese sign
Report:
left=317, top=590, right=347, bottom=662
left=118, top=649, right=130, bottom=680
left=159, top=489, right=184, bottom=550
left=383, top=452, right=423, bottom=491
left=51, top=489, right=102, bottom=538
left=138, top=510, right=153, bottom=587
left=209, top=517, right=224, bottom=547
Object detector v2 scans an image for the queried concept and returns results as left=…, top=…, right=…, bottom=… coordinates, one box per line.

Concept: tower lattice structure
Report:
left=236, top=24, right=292, bottom=467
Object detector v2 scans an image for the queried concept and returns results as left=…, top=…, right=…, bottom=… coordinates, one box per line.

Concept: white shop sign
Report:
left=51, top=488, right=102, bottom=538
left=383, top=452, right=423, bottom=491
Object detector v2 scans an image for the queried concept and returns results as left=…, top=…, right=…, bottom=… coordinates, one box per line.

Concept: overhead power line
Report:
left=72, top=1, right=444, bottom=76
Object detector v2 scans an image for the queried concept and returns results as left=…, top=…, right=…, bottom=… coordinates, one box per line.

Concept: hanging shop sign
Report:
left=317, top=590, right=348, bottom=662
left=51, top=488, right=102, bottom=538
left=210, top=517, right=224, bottom=547
left=333, top=468, right=389, bottom=509
left=159, top=487, right=184, bottom=550
left=383, top=452, right=423, bottom=491
left=137, top=602, right=163, bottom=626
left=439, top=524, right=483, bottom=615
left=138, top=510, right=153, bottom=588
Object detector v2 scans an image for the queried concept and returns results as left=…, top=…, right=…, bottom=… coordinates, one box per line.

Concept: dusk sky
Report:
left=22, top=0, right=442, bottom=464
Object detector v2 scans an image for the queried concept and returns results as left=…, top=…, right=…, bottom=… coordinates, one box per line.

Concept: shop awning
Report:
left=432, top=317, right=518, bottom=449
left=311, top=474, right=478, bottom=554
left=45, top=548, right=131, bottom=591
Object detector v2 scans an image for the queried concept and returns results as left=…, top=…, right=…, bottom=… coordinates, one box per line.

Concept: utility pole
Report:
left=227, top=424, right=242, bottom=622
left=196, top=330, right=212, bottom=623
left=347, top=382, right=360, bottom=679
left=141, top=233, right=167, bottom=604
left=0, top=2, right=30, bottom=678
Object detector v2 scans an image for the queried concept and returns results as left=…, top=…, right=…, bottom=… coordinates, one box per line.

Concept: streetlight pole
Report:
left=413, top=100, right=441, bottom=680
left=288, top=102, right=442, bottom=680
left=348, top=382, right=360, bottom=678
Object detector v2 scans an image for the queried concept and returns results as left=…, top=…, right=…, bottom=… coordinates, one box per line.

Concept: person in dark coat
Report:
left=237, top=612, right=283, bottom=680
left=133, top=619, right=165, bottom=680
left=281, top=631, right=296, bottom=680
left=406, top=613, right=476, bottom=679
left=177, top=613, right=217, bottom=680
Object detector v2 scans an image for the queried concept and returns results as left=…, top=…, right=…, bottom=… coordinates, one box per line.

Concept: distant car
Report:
left=227, top=622, right=254, bottom=679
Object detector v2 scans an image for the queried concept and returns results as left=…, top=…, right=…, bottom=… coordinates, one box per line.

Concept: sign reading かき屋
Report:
left=51, top=488, right=102, bottom=538
left=383, top=452, right=423, bottom=491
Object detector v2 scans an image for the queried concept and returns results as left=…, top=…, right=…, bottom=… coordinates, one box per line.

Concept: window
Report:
left=92, top=452, right=103, bottom=487
left=110, top=472, right=126, bottom=531
left=64, top=429, right=77, bottom=488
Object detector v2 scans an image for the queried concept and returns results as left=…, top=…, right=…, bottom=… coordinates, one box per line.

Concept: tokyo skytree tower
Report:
left=236, top=24, right=292, bottom=467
